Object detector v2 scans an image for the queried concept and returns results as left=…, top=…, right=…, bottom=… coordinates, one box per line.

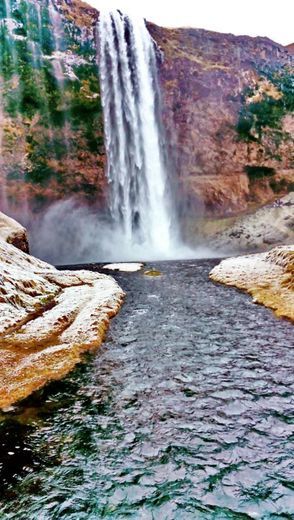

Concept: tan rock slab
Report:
left=210, top=245, right=294, bottom=322
left=0, top=238, right=124, bottom=410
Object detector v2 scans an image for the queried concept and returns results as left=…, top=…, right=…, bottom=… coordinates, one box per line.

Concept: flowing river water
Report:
left=0, top=259, right=293, bottom=519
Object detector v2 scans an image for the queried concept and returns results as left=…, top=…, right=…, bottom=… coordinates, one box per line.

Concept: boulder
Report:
left=207, top=193, right=294, bottom=254
left=0, top=235, right=124, bottom=410
left=0, top=212, right=29, bottom=253
left=210, top=245, right=294, bottom=321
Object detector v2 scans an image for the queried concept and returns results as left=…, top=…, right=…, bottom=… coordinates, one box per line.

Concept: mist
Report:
left=28, top=198, right=215, bottom=265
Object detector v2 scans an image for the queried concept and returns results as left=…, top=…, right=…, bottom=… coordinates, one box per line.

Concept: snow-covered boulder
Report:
left=0, top=212, right=29, bottom=252
left=0, top=236, right=124, bottom=409
left=210, top=245, right=294, bottom=322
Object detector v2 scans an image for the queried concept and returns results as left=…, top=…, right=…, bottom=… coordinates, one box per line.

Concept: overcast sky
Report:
left=87, top=0, right=293, bottom=46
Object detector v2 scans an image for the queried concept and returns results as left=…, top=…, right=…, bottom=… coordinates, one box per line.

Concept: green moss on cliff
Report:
left=0, top=0, right=104, bottom=205
left=237, top=69, right=294, bottom=142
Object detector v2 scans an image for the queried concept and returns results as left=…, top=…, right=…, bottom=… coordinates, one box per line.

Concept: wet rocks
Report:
left=0, top=231, right=124, bottom=410
left=210, top=245, right=294, bottom=321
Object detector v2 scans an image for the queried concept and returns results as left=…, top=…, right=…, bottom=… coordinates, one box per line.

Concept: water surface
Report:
left=0, top=260, right=293, bottom=519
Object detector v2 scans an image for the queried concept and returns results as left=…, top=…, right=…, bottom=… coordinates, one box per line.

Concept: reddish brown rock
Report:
left=285, top=43, right=294, bottom=55
left=148, top=24, right=294, bottom=218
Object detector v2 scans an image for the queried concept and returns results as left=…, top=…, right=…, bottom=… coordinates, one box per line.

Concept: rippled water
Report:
left=0, top=260, right=293, bottom=519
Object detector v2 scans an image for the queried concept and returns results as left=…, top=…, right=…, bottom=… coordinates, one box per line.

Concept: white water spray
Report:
left=99, top=10, right=180, bottom=259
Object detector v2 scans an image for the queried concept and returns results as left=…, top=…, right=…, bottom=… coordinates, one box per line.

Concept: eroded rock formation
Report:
left=0, top=233, right=124, bottom=410
left=210, top=245, right=294, bottom=321
left=0, top=211, right=29, bottom=252
left=195, top=193, right=294, bottom=254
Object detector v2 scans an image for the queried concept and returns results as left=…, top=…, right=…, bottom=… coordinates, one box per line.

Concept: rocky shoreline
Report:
left=210, top=245, right=294, bottom=322
left=0, top=215, right=124, bottom=410
left=185, top=192, right=294, bottom=255
left=1, top=210, right=292, bottom=411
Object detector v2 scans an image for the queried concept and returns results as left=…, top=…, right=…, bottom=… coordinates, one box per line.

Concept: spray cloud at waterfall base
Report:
left=30, top=198, right=214, bottom=265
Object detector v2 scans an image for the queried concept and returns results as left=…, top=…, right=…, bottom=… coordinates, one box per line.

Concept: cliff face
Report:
left=148, top=24, right=294, bottom=217
left=0, top=1, right=293, bottom=228
left=0, top=0, right=105, bottom=218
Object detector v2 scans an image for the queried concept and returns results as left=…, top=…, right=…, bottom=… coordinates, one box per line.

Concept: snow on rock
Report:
left=0, top=238, right=124, bottom=410
left=210, top=245, right=294, bottom=322
left=0, top=212, right=29, bottom=252
left=210, top=193, right=294, bottom=254
left=103, top=263, right=144, bottom=272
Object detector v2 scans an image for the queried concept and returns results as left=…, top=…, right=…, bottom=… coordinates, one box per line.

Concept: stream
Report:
left=0, top=259, right=293, bottom=519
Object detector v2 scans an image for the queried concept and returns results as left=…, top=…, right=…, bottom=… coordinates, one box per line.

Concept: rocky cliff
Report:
left=0, top=1, right=293, bottom=241
left=148, top=24, right=293, bottom=218
left=0, top=0, right=104, bottom=219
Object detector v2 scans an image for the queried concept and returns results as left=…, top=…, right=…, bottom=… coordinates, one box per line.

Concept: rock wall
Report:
left=0, top=1, right=293, bottom=233
left=0, top=0, right=105, bottom=219
left=148, top=24, right=294, bottom=218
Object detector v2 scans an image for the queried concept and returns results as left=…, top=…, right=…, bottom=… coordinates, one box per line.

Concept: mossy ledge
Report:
left=210, top=246, right=294, bottom=322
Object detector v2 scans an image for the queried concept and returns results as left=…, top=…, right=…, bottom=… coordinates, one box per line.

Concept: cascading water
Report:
left=0, top=2, right=196, bottom=262
left=48, top=0, right=71, bottom=147
left=48, top=0, right=65, bottom=84
left=0, top=0, right=18, bottom=212
left=99, top=10, right=178, bottom=259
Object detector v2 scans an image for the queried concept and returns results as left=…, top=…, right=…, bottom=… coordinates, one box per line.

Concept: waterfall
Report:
left=48, top=0, right=70, bottom=147
left=99, top=10, right=177, bottom=258
left=1, top=0, right=18, bottom=213
left=48, top=1, right=66, bottom=89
